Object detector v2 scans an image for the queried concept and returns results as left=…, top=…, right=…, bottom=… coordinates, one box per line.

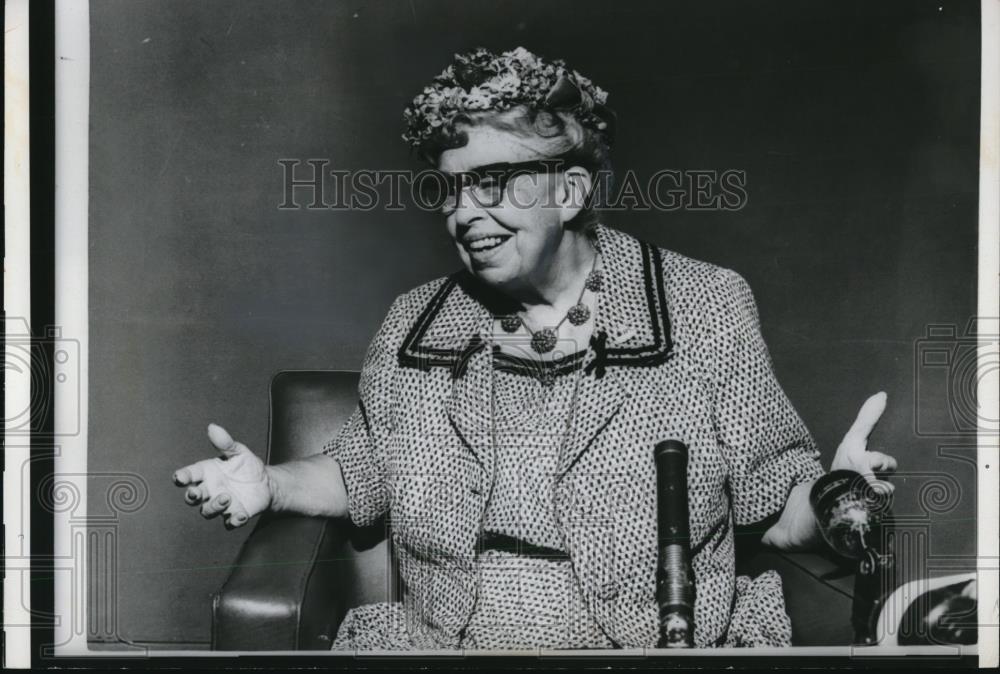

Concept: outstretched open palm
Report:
left=173, top=424, right=271, bottom=529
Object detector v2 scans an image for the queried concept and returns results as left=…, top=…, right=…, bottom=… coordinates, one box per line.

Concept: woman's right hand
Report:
left=172, top=423, right=272, bottom=529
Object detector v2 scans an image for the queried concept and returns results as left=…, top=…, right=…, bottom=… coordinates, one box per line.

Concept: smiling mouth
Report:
left=463, top=235, right=512, bottom=254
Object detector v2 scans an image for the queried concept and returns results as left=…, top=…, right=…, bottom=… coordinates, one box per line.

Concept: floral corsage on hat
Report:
left=402, top=46, right=615, bottom=149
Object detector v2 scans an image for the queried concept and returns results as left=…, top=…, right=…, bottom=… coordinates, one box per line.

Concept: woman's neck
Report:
left=510, top=231, right=596, bottom=316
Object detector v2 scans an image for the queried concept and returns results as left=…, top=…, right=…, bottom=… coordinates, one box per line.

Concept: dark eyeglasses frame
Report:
left=435, top=159, right=568, bottom=214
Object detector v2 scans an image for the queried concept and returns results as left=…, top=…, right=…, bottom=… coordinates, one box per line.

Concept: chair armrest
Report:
left=738, top=548, right=856, bottom=646
left=211, top=514, right=348, bottom=650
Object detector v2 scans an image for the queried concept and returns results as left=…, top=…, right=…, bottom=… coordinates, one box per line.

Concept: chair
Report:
left=211, top=370, right=856, bottom=650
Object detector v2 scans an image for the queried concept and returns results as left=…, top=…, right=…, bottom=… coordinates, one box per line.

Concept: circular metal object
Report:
left=500, top=315, right=522, bottom=333
left=584, top=269, right=604, bottom=292
left=566, top=303, right=591, bottom=326
left=530, top=328, right=558, bottom=354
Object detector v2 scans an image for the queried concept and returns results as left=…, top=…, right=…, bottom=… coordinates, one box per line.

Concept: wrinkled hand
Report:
left=831, top=392, right=898, bottom=495
left=172, top=424, right=272, bottom=529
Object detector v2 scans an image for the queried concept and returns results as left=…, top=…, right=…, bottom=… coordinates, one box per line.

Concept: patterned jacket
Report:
left=323, top=224, right=826, bottom=648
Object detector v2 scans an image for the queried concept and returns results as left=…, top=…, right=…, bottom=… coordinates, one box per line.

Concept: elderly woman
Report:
left=174, top=47, right=898, bottom=650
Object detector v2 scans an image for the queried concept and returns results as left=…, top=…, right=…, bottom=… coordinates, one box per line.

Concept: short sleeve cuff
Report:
left=730, top=445, right=826, bottom=526
left=322, top=408, right=388, bottom=528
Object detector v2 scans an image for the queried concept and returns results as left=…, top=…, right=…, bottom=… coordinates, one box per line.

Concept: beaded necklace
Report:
left=498, top=251, right=604, bottom=355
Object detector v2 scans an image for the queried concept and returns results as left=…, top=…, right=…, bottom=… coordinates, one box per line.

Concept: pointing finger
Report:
left=207, top=423, right=243, bottom=458
left=844, top=392, right=887, bottom=443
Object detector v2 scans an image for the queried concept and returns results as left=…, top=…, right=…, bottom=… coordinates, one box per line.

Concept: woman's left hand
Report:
left=763, top=392, right=899, bottom=552
left=831, top=391, right=898, bottom=494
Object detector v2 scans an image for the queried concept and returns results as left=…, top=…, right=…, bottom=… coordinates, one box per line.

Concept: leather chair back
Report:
left=268, top=370, right=361, bottom=464
left=268, top=370, right=397, bottom=609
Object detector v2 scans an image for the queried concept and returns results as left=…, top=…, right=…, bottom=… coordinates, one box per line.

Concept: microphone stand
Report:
left=654, top=440, right=696, bottom=648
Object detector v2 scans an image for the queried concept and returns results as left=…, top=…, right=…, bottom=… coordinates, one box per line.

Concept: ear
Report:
left=556, top=166, right=594, bottom=225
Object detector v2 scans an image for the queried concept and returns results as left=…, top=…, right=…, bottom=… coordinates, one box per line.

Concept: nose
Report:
left=451, top=189, right=487, bottom=229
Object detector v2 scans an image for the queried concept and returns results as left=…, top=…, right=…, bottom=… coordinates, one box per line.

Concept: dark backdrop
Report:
left=89, top=0, right=981, bottom=647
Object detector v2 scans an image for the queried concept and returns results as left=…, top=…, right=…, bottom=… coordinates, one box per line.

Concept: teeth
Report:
left=467, top=236, right=507, bottom=252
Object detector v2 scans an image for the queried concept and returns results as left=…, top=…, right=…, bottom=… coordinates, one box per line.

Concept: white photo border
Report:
left=8, top=0, right=992, bottom=666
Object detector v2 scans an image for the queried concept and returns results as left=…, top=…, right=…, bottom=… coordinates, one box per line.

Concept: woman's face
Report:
left=437, top=126, right=567, bottom=292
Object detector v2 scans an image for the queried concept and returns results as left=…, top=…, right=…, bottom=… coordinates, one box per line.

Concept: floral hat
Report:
left=402, top=47, right=615, bottom=149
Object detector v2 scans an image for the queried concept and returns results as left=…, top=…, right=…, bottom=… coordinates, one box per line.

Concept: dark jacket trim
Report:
left=397, top=238, right=674, bottom=372
left=396, top=274, right=465, bottom=370
left=602, top=239, right=674, bottom=366
left=492, top=347, right=586, bottom=377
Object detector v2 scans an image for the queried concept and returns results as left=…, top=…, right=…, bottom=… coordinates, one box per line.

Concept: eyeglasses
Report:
left=422, top=159, right=567, bottom=214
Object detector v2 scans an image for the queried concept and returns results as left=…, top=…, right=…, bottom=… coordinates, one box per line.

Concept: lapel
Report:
left=554, top=352, right=628, bottom=480
left=443, top=337, right=494, bottom=473
left=589, top=224, right=674, bottom=367
left=408, top=273, right=496, bottom=471
left=398, top=225, right=675, bottom=478
left=554, top=225, right=664, bottom=479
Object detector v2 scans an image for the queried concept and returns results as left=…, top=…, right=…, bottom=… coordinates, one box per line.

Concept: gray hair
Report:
left=420, top=105, right=612, bottom=235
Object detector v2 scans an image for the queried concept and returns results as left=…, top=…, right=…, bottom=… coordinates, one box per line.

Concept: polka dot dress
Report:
left=459, top=357, right=616, bottom=650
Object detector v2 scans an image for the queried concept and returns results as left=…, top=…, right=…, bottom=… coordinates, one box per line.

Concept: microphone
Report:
left=810, top=469, right=896, bottom=644
left=654, top=440, right=696, bottom=648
